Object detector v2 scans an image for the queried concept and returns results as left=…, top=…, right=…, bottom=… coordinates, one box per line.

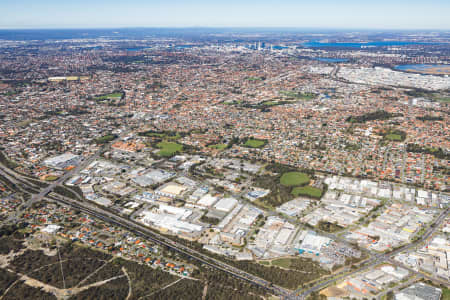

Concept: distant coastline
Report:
left=394, top=64, right=450, bottom=75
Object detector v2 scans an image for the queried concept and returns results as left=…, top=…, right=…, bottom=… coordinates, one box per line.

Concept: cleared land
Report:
left=280, top=172, right=310, bottom=186
left=156, top=141, right=183, bottom=157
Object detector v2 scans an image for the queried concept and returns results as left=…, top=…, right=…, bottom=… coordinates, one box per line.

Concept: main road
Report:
left=1, top=149, right=448, bottom=300
left=0, top=148, right=103, bottom=223
left=0, top=151, right=292, bottom=299
left=46, top=193, right=291, bottom=297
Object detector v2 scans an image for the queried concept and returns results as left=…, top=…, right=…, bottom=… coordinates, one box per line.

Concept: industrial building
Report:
left=395, top=283, right=442, bottom=300
left=43, top=153, right=80, bottom=169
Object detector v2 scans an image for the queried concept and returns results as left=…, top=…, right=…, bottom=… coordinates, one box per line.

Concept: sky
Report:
left=1, top=0, right=450, bottom=30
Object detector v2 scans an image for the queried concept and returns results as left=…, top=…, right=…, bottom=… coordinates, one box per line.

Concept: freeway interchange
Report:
left=0, top=151, right=448, bottom=300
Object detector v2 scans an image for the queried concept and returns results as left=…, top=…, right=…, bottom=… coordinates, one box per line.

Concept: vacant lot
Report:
left=280, top=172, right=310, bottom=186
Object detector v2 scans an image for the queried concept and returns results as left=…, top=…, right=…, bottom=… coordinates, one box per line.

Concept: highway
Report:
left=0, top=148, right=104, bottom=224
left=330, top=65, right=340, bottom=78
left=0, top=154, right=291, bottom=298
left=1, top=150, right=448, bottom=300
left=25, top=147, right=104, bottom=208
left=44, top=192, right=292, bottom=298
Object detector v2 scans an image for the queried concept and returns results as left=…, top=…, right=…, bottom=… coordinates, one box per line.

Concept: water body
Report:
left=394, top=64, right=450, bottom=75
left=313, top=57, right=348, bottom=63
left=126, top=48, right=146, bottom=51
left=303, top=41, right=429, bottom=48
left=272, top=45, right=288, bottom=50
left=174, top=45, right=194, bottom=49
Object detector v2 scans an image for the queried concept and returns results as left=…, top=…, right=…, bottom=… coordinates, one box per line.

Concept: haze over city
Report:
left=1, top=0, right=450, bottom=29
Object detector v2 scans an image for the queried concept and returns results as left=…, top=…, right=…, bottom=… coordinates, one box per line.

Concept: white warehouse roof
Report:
left=214, top=197, right=238, bottom=212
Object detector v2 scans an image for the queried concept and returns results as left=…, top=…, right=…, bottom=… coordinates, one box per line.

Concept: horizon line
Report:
left=0, top=26, right=449, bottom=31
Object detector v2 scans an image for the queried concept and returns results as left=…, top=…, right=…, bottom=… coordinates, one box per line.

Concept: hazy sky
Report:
left=1, top=0, right=450, bottom=29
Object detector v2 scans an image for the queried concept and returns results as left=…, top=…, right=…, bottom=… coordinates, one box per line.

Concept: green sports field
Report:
left=385, top=133, right=402, bottom=141
left=156, top=141, right=183, bottom=157
left=291, top=186, right=323, bottom=198
left=280, top=172, right=310, bottom=186
left=94, top=92, right=123, bottom=100
left=243, top=138, right=266, bottom=148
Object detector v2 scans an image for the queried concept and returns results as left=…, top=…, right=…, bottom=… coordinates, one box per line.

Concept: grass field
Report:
left=208, top=143, right=227, bottom=150
left=243, top=138, right=266, bottom=148
left=44, top=175, right=59, bottom=182
left=435, top=97, right=450, bottom=103
left=442, top=287, right=450, bottom=300
left=291, top=186, right=323, bottom=198
left=156, top=141, right=183, bottom=157
left=280, top=172, right=310, bottom=186
left=262, top=101, right=279, bottom=106
left=95, top=134, right=117, bottom=144
left=280, top=91, right=316, bottom=100
left=94, top=92, right=123, bottom=100
left=385, top=133, right=402, bottom=141
left=144, top=132, right=166, bottom=137
left=271, top=258, right=292, bottom=269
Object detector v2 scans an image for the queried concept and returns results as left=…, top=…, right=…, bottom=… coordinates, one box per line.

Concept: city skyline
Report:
left=1, top=0, right=450, bottom=30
